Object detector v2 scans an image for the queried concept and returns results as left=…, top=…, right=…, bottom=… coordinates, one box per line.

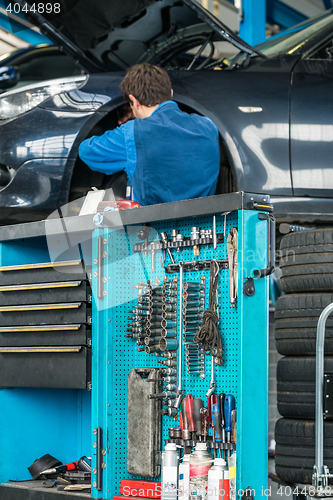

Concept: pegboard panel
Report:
left=91, top=209, right=268, bottom=499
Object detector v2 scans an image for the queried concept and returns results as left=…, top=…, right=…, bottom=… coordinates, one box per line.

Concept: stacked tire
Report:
left=275, top=228, right=333, bottom=484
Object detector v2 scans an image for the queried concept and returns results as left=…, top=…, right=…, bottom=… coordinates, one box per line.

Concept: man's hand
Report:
left=117, top=103, right=134, bottom=125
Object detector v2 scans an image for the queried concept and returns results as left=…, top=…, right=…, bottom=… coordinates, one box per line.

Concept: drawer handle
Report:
left=0, top=281, right=82, bottom=292
left=0, top=324, right=82, bottom=333
left=0, top=302, right=82, bottom=312
left=0, top=260, right=82, bottom=272
left=0, top=347, right=82, bottom=353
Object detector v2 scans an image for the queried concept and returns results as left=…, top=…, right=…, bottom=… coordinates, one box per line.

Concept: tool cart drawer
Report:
left=0, top=346, right=91, bottom=389
left=0, top=324, right=91, bottom=347
left=0, top=260, right=87, bottom=286
left=0, top=302, right=91, bottom=326
left=0, top=280, right=91, bottom=306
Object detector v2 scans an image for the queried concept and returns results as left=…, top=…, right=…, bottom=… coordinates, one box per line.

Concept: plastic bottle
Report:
left=228, top=450, right=236, bottom=500
left=179, top=454, right=190, bottom=500
left=161, top=443, right=179, bottom=500
left=208, top=458, right=229, bottom=500
left=189, top=442, right=213, bottom=500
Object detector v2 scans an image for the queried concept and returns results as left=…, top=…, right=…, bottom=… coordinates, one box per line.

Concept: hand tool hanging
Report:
left=206, top=277, right=220, bottom=396
left=224, top=394, right=235, bottom=459
left=227, top=228, right=238, bottom=307
left=193, top=260, right=223, bottom=365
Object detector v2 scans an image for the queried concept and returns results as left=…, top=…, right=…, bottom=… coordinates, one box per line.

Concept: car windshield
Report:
left=254, top=11, right=333, bottom=57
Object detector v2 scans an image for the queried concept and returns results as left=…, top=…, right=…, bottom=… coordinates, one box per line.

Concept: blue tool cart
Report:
left=0, top=192, right=273, bottom=500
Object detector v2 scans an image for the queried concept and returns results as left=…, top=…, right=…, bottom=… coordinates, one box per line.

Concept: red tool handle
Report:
left=52, top=460, right=80, bottom=473
left=185, top=394, right=196, bottom=432
left=179, top=411, right=183, bottom=432
left=65, top=460, right=80, bottom=471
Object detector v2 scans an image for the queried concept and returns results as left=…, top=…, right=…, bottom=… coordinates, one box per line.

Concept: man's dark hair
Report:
left=120, top=63, right=172, bottom=107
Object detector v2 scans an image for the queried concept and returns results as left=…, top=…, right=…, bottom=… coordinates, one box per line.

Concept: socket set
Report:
left=133, top=227, right=224, bottom=255
left=127, top=278, right=178, bottom=355
left=182, top=279, right=205, bottom=378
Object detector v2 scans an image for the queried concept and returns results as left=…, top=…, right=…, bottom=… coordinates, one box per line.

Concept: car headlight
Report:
left=0, top=75, right=88, bottom=120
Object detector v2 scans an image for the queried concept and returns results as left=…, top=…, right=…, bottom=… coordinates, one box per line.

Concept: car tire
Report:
left=275, top=418, right=333, bottom=484
left=275, top=293, right=333, bottom=355
left=277, top=356, right=333, bottom=418
left=279, top=229, right=333, bottom=293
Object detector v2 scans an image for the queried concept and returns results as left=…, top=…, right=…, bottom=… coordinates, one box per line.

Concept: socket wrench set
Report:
left=91, top=195, right=274, bottom=500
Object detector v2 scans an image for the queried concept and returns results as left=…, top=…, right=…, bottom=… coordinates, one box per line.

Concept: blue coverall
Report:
left=79, top=101, right=220, bottom=206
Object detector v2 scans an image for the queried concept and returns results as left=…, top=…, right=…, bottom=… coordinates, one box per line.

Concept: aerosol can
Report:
left=161, top=443, right=179, bottom=500
left=179, top=454, right=190, bottom=500
left=189, top=442, right=212, bottom=500
left=207, top=458, right=229, bottom=500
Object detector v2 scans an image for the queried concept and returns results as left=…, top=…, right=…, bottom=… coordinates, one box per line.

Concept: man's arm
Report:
left=79, top=126, right=128, bottom=175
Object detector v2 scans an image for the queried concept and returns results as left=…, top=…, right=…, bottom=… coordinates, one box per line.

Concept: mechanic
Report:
left=79, top=63, right=220, bottom=206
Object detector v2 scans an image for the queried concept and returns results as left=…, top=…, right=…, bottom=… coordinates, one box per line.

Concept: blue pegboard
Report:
left=91, top=209, right=269, bottom=499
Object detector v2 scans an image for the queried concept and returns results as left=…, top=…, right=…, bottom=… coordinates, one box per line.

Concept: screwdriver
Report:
left=193, top=398, right=203, bottom=441
left=181, top=397, right=190, bottom=440
left=219, top=393, right=226, bottom=455
left=212, top=403, right=223, bottom=443
left=209, top=394, right=217, bottom=458
left=207, top=393, right=217, bottom=424
left=200, top=407, right=210, bottom=442
left=231, top=409, right=237, bottom=444
left=180, top=400, right=193, bottom=454
left=40, top=456, right=91, bottom=475
left=224, top=394, right=235, bottom=458
left=185, top=394, right=196, bottom=438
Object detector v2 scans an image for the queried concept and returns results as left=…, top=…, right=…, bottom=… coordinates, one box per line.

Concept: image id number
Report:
left=6, top=3, right=61, bottom=14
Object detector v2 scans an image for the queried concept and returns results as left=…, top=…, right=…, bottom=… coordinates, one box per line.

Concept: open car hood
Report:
left=13, top=0, right=261, bottom=72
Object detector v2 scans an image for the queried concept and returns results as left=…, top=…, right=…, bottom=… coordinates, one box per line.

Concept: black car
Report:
left=0, top=0, right=333, bottom=224
left=0, top=43, right=84, bottom=92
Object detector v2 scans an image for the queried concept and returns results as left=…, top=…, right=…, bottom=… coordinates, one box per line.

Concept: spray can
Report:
left=179, top=454, right=190, bottom=500
left=189, top=442, right=212, bottom=500
left=161, top=443, right=179, bottom=500
left=207, top=458, right=229, bottom=500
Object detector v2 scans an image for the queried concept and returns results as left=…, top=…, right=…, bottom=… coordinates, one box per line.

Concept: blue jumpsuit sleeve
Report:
left=201, top=116, right=219, bottom=137
left=79, top=126, right=128, bottom=175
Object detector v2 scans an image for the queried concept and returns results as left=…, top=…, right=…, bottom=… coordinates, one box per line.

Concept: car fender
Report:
left=174, top=92, right=242, bottom=189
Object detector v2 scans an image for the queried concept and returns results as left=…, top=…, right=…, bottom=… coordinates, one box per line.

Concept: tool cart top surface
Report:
left=0, top=192, right=270, bottom=241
